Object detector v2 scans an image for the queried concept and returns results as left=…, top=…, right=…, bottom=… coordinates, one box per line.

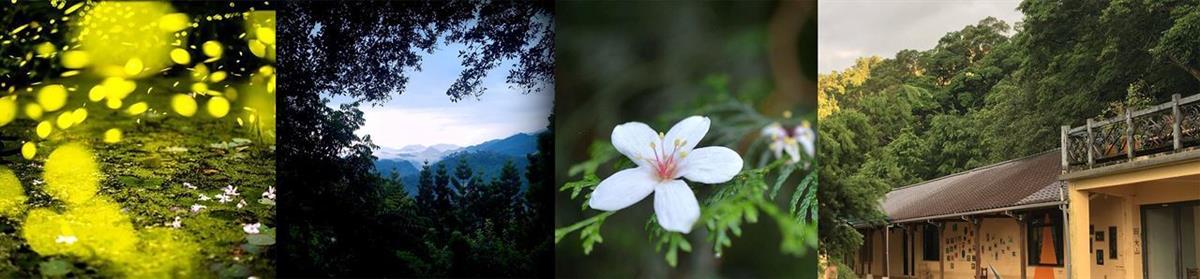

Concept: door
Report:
left=1143, top=201, right=1200, bottom=279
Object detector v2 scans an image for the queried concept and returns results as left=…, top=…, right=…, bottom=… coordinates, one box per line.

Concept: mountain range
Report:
left=373, top=132, right=540, bottom=195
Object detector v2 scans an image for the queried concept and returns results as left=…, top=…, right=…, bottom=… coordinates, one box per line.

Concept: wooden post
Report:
left=1086, top=118, right=1095, bottom=167
left=885, top=225, right=891, bottom=278
left=940, top=223, right=946, bottom=279
left=1019, top=216, right=1027, bottom=279
left=1173, top=94, right=1182, bottom=150
left=1126, top=109, right=1134, bottom=159
left=1061, top=125, right=1070, bottom=172
left=973, top=219, right=982, bottom=279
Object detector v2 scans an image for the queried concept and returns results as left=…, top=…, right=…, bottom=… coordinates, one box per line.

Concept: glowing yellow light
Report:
left=36, top=121, right=52, bottom=138
left=267, top=75, right=276, bottom=94
left=38, top=85, right=67, bottom=112
left=35, top=42, right=56, bottom=58
left=210, top=71, right=227, bottom=83
left=73, top=1, right=176, bottom=78
left=258, top=65, right=274, bottom=75
left=191, top=83, right=208, bottom=94
left=248, top=40, right=266, bottom=58
left=206, top=96, right=230, bottom=118
left=43, top=143, right=99, bottom=205
left=21, top=142, right=35, bottom=160
left=256, top=27, right=275, bottom=45
left=105, top=98, right=123, bottom=110
left=25, top=103, right=43, bottom=120
left=171, top=94, right=196, bottom=117
left=60, top=51, right=90, bottom=69
left=157, top=13, right=190, bottom=32
left=192, top=64, right=209, bottom=81
left=0, top=167, right=28, bottom=217
left=72, top=108, right=87, bottom=125
left=0, top=97, right=15, bottom=127
left=103, top=128, right=122, bottom=143
left=55, top=111, right=74, bottom=129
left=169, top=48, right=191, bottom=65
left=202, top=40, right=222, bottom=58
left=224, top=87, right=239, bottom=101
left=123, top=58, right=144, bottom=77
left=127, top=102, right=148, bottom=115
left=88, top=85, right=107, bottom=102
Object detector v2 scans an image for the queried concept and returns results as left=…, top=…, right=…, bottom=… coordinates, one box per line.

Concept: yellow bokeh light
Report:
left=126, top=102, right=148, bottom=115
left=73, top=108, right=88, bottom=125
left=210, top=71, right=227, bottom=83
left=0, top=167, right=28, bottom=217
left=123, top=58, right=144, bottom=77
left=56, top=111, right=74, bottom=129
left=256, top=27, right=275, bottom=45
left=21, top=142, right=35, bottom=160
left=0, top=97, right=16, bottom=127
left=192, top=64, right=209, bottom=81
left=201, top=40, right=222, bottom=59
left=171, top=94, right=196, bottom=117
left=73, top=1, right=177, bottom=78
left=25, top=103, right=43, bottom=120
left=157, top=13, right=190, bottom=32
left=43, top=143, right=99, bottom=205
left=248, top=40, right=267, bottom=58
left=36, top=121, right=52, bottom=138
left=169, top=48, right=191, bottom=65
left=191, top=82, right=208, bottom=94
left=88, top=86, right=106, bottom=102
left=103, top=128, right=122, bottom=143
left=38, top=85, right=67, bottom=112
left=105, top=98, right=123, bottom=110
left=206, top=96, right=230, bottom=118
left=35, top=42, right=56, bottom=58
left=61, top=51, right=91, bottom=69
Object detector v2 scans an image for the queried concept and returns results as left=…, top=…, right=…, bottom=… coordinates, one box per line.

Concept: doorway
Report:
left=1142, top=201, right=1200, bottom=279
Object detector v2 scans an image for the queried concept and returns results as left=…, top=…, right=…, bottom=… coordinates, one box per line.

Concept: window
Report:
left=1027, top=211, right=1065, bottom=266
left=922, top=224, right=939, bottom=261
left=1108, top=226, right=1117, bottom=259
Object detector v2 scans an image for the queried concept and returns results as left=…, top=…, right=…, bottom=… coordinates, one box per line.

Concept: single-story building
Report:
left=850, top=94, right=1200, bottom=279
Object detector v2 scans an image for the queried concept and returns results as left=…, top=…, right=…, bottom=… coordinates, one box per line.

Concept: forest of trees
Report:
left=277, top=1, right=554, bottom=277
left=818, top=0, right=1200, bottom=268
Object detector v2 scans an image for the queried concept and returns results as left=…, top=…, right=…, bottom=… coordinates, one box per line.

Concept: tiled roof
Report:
left=880, top=150, right=1063, bottom=222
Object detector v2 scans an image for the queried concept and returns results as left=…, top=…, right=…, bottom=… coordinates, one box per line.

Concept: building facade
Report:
left=851, top=94, right=1200, bottom=279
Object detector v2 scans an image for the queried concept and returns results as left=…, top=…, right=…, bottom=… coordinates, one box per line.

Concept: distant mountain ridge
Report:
left=373, top=132, right=542, bottom=195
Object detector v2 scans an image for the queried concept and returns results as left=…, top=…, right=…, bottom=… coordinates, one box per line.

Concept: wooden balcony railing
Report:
left=1061, top=93, right=1200, bottom=172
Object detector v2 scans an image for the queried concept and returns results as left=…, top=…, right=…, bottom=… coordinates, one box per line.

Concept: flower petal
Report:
left=664, top=116, right=710, bottom=153
left=653, top=180, right=700, bottom=233
left=611, top=121, right=660, bottom=167
left=679, top=146, right=743, bottom=183
left=761, top=122, right=786, bottom=138
left=784, top=141, right=801, bottom=163
left=588, top=167, right=657, bottom=211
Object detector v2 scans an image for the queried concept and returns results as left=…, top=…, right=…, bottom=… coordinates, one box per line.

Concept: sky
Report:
left=818, top=0, right=1024, bottom=73
left=327, top=42, right=553, bottom=150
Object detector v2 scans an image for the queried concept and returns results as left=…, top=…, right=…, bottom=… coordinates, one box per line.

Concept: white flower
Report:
left=191, top=204, right=207, bottom=213
left=761, top=121, right=814, bottom=163
left=183, top=182, right=196, bottom=190
left=55, top=235, right=77, bottom=245
left=198, top=193, right=211, bottom=201
left=168, top=216, right=182, bottom=228
left=262, top=186, right=275, bottom=200
left=237, top=199, right=247, bottom=209
left=222, top=185, right=239, bottom=197
left=216, top=193, right=233, bottom=204
left=243, top=223, right=261, bottom=234
left=588, top=116, right=743, bottom=233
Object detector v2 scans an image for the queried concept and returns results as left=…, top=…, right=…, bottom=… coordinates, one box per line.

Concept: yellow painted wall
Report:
left=1088, top=195, right=1128, bottom=279
left=978, top=218, right=1023, bottom=278
left=857, top=219, right=1066, bottom=279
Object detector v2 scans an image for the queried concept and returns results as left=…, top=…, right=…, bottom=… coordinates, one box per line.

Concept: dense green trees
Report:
left=819, top=0, right=1200, bottom=264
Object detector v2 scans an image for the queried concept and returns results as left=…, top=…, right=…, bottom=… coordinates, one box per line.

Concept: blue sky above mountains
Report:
left=328, top=42, right=553, bottom=149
